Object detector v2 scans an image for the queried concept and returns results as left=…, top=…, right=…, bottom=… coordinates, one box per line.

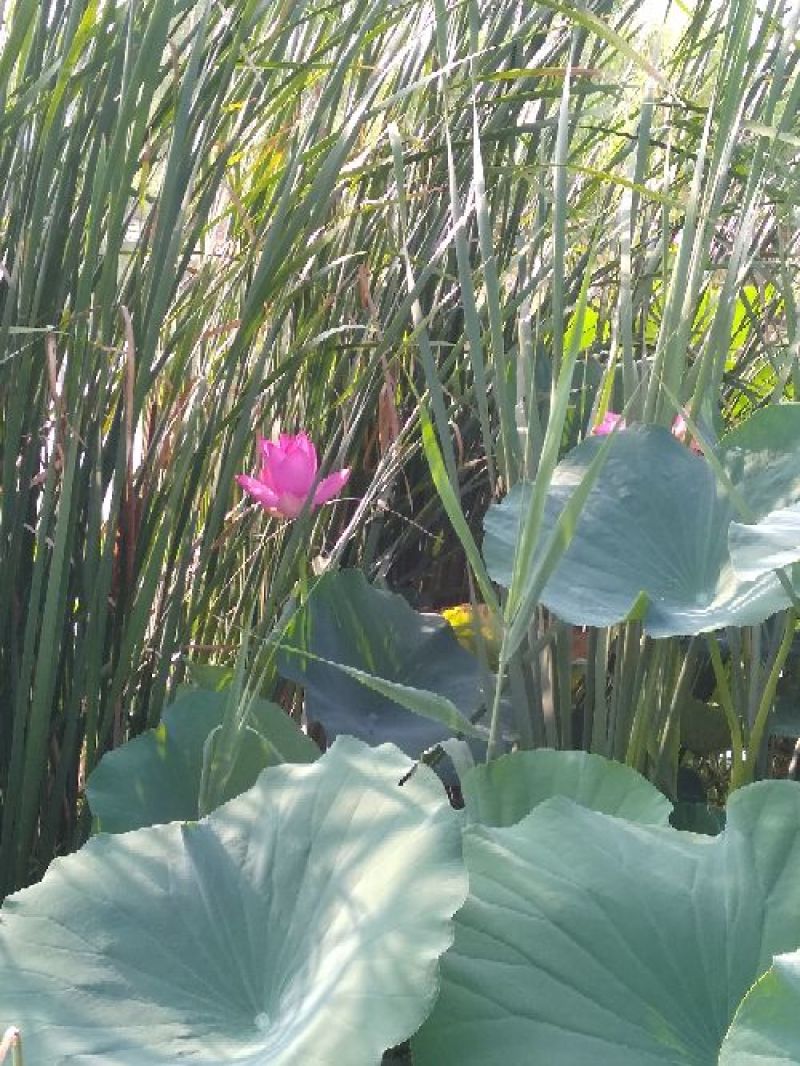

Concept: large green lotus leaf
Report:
left=461, top=748, right=671, bottom=827
left=720, top=950, right=800, bottom=1063
left=86, top=686, right=318, bottom=833
left=413, top=780, right=800, bottom=1065
left=0, top=737, right=466, bottom=1065
left=483, top=405, right=800, bottom=637
left=277, top=569, right=487, bottom=756
left=729, top=503, right=800, bottom=581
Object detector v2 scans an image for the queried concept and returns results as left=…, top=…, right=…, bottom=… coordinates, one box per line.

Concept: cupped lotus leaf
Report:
left=277, top=569, right=487, bottom=755
left=86, top=686, right=318, bottom=833
left=720, top=950, right=800, bottom=1063
left=413, top=780, right=800, bottom=1065
left=483, top=405, right=800, bottom=637
left=461, top=748, right=671, bottom=827
left=0, top=737, right=467, bottom=1065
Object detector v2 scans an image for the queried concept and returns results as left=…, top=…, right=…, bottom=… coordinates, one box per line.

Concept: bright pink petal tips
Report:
left=672, top=414, right=703, bottom=454
left=591, top=412, right=626, bottom=436
left=313, top=468, right=350, bottom=506
left=672, top=414, right=688, bottom=438
left=237, top=434, right=348, bottom=519
left=236, top=474, right=280, bottom=511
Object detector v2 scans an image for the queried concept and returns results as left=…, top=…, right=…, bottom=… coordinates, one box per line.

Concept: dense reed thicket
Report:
left=1, top=0, right=797, bottom=895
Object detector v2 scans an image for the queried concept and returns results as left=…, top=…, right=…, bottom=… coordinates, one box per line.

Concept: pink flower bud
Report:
left=236, top=432, right=349, bottom=519
left=591, top=412, right=626, bottom=436
left=672, top=414, right=703, bottom=454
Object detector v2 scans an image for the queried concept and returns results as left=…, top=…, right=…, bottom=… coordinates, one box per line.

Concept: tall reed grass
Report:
left=1, top=0, right=797, bottom=893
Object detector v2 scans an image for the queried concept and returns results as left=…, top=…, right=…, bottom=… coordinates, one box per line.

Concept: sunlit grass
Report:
left=0, top=0, right=797, bottom=895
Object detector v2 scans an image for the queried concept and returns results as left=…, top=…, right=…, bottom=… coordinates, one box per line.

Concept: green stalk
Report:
left=486, top=648, right=508, bottom=762
left=733, top=610, right=797, bottom=789
left=611, top=624, right=646, bottom=761
left=553, top=622, right=573, bottom=749
left=625, top=637, right=666, bottom=773
left=653, top=637, right=700, bottom=793
left=588, top=626, right=610, bottom=755
left=707, top=634, right=745, bottom=779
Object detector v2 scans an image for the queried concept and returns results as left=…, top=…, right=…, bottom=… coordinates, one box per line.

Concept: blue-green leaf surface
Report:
left=729, top=503, right=800, bottom=581
left=461, top=748, right=672, bottom=827
left=86, top=686, right=318, bottom=833
left=1, top=738, right=466, bottom=1065
left=483, top=406, right=800, bottom=636
left=277, top=569, right=488, bottom=755
left=720, top=949, right=800, bottom=1063
left=414, top=780, right=800, bottom=1065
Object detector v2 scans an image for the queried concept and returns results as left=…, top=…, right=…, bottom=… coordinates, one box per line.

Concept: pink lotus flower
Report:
left=671, top=413, right=703, bottom=454
left=591, top=411, right=626, bottom=436
left=671, top=413, right=689, bottom=439
left=236, top=432, right=350, bottom=519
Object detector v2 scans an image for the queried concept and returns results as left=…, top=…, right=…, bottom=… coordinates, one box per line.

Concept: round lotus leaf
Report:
left=413, top=779, right=800, bottom=1065
left=461, top=748, right=672, bottom=827
left=0, top=737, right=467, bottom=1065
left=86, top=686, right=318, bottom=833
left=277, top=569, right=487, bottom=755
left=483, top=405, right=800, bottom=637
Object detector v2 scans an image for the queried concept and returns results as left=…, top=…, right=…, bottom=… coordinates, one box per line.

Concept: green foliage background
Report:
left=1, top=0, right=798, bottom=895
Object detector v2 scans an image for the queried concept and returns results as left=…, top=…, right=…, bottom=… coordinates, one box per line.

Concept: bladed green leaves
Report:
left=0, top=737, right=466, bottom=1065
